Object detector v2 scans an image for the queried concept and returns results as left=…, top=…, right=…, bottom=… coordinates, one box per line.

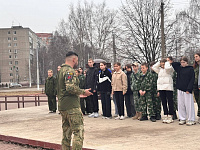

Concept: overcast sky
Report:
left=0, top=0, right=190, bottom=33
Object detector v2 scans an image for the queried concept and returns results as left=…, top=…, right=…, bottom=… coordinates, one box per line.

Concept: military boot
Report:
left=139, top=115, right=148, bottom=121
left=137, top=112, right=142, bottom=120
left=132, top=112, right=139, bottom=120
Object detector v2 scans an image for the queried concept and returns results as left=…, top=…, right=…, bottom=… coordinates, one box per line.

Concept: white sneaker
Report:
left=186, top=121, right=196, bottom=126
left=162, top=115, right=168, bottom=123
left=120, top=116, right=125, bottom=120
left=94, top=112, right=99, bottom=118
left=105, top=117, right=112, bottom=119
left=198, top=117, right=200, bottom=124
left=115, top=116, right=120, bottom=120
left=114, top=114, right=118, bottom=117
left=102, top=116, right=106, bottom=119
left=179, top=120, right=186, bottom=125
left=88, top=112, right=95, bottom=118
left=166, top=116, right=173, bottom=124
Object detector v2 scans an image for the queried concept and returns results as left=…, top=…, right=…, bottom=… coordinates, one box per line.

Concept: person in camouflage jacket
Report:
left=137, top=63, right=156, bottom=122
left=45, top=69, right=57, bottom=113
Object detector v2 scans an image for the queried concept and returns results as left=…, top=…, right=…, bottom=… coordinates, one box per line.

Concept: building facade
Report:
left=0, top=26, right=44, bottom=85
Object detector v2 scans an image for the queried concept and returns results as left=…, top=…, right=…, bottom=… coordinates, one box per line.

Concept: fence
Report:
left=0, top=95, right=48, bottom=111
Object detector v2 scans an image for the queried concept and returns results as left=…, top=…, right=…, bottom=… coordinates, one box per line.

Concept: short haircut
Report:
left=126, top=64, right=132, bottom=69
left=48, top=69, right=53, bottom=73
left=132, top=62, right=139, bottom=67
left=167, top=56, right=173, bottom=61
left=66, top=51, right=78, bottom=57
left=114, top=62, right=121, bottom=66
left=88, top=58, right=94, bottom=62
left=150, top=61, right=156, bottom=67
left=100, top=62, right=106, bottom=65
left=141, top=62, right=148, bottom=68
left=180, top=56, right=188, bottom=63
left=160, top=58, right=167, bottom=63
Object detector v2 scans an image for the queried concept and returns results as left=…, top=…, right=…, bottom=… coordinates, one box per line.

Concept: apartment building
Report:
left=0, top=26, right=44, bottom=84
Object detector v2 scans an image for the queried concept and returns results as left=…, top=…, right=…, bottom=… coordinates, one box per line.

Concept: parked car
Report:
left=10, top=83, right=22, bottom=88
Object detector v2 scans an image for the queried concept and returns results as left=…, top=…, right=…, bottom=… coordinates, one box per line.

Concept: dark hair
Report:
left=66, top=51, right=78, bottom=57
left=100, top=62, right=106, bottom=66
left=150, top=61, right=156, bottom=67
left=193, top=52, right=200, bottom=68
left=114, top=62, right=121, bottom=66
left=126, top=64, right=132, bottom=69
left=160, top=58, right=167, bottom=63
left=180, top=56, right=188, bottom=63
left=141, top=62, right=148, bottom=68
left=75, top=69, right=80, bottom=73
left=167, top=56, right=173, bottom=61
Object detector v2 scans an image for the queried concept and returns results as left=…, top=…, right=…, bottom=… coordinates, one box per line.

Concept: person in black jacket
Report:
left=98, top=62, right=112, bottom=119
left=172, top=56, right=196, bottom=126
left=86, top=58, right=99, bottom=118
left=125, top=64, right=136, bottom=118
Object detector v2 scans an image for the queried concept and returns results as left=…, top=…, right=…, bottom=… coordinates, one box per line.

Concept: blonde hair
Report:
left=88, top=58, right=94, bottom=62
left=48, top=69, right=53, bottom=73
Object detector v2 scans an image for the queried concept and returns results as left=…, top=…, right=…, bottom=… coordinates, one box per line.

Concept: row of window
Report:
left=9, top=61, right=18, bottom=65
left=8, top=43, right=17, bottom=47
left=8, top=31, right=17, bottom=34
left=10, top=66, right=19, bottom=71
left=9, top=55, right=18, bottom=59
left=8, top=37, right=17, bottom=41
left=9, top=49, right=18, bottom=53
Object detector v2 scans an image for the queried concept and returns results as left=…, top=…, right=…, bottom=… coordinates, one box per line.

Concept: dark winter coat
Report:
left=85, top=67, right=99, bottom=91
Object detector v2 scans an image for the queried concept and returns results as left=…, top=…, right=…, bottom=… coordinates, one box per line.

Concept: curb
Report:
left=0, top=134, right=94, bottom=150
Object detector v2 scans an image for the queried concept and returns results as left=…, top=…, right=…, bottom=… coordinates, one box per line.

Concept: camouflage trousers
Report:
left=133, top=91, right=140, bottom=112
left=173, top=88, right=178, bottom=111
left=193, top=89, right=200, bottom=117
left=60, top=108, right=84, bottom=150
left=152, top=93, right=161, bottom=116
left=139, top=92, right=155, bottom=117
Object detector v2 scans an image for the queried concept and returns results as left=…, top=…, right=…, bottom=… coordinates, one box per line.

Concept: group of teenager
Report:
left=74, top=53, right=200, bottom=126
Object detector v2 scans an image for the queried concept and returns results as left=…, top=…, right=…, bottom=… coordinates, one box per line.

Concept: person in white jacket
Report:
left=152, top=59, right=174, bottom=123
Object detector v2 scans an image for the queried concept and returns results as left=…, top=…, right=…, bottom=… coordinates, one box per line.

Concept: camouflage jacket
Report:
left=137, top=71, right=153, bottom=92
left=151, top=71, right=158, bottom=94
left=78, top=74, right=85, bottom=89
left=57, top=64, right=85, bottom=111
left=194, top=65, right=199, bottom=90
left=130, top=72, right=140, bottom=91
left=45, top=76, right=56, bottom=96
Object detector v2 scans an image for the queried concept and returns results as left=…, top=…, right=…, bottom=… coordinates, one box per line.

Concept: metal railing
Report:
left=0, top=95, right=48, bottom=111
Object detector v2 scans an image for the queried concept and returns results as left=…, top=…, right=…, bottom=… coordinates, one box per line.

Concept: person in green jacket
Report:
left=45, top=69, right=57, bottom=113
left=57, top=51, right=92, bottom=150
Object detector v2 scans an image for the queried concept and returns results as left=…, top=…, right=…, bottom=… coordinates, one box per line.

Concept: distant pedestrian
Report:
left=45, top=69, right=57, bottom=113
left=112, top=62, right=127, bottom=120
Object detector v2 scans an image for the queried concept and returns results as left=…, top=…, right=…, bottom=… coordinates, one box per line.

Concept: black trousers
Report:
left=159, top=90, right=174, bottom=115
left=87, top=92, right=99, bottom=113
left=80, top=98, right=86, bottom=115
left=101, top=92, right=111, bottom=117
left=125, top=94, right=136, bottom=117
left=114, top=91, right=124, bottom=116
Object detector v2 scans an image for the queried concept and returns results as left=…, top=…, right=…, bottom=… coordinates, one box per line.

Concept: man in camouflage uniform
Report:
left=45, top=69, right=57, bottom=113
left=131, top=62, right=142, bottom=120
left=57, top=51, right=93, bottom=150
left=150, top=62, right=161, bottom=120
left=138, top=63, right=156, bottom=122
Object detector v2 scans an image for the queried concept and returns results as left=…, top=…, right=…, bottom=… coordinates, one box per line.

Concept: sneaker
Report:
left=156, top=114, right=161, bottom=120
left=139, top=115, right=148, bottom=121
left=198, top=117, right=200, bottom=124
left=150, top=116, right=156, bottom=122
left=105, top=117, right=112, bottom=119
left=102, top=116, right=106, bottom=119
left=186, top=121, right=196, bottom=126
left=120, top=116, right=125, bottom=120
left=88, top=112, right=95, bottom=118
left=115, top=116, right=120, bottom=120
left=166, top=116, right=173, bottom=124
left=94, top=112, right=99, bottom=118
left=114, top=114, right=119, bottom=117
left=162, top=115, right=168, bottom=123
left=179, top=120, right=186, bottom=125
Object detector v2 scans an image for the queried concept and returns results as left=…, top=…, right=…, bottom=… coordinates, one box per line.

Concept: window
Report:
left=9, top=55, right=12, bottom=59
left=14, top=55, right=17, bottom=59
left=9, top=49, right=12, bottom=53
left=14, top=49, right=17, bottom=53
left=13, top=31, right=16, bottom=34
left=16, top=67, right=19, bottom=71
left=15, top=61, right=18, bottom=65
left=8, top=31, right=11, bottom=34
left=9, top=61, right=12, bottom=65
left=10, top=67, right=13, bottom=71
left=10, top=73, right=13, bottom=76
left=8, top=43, right=11, bottom=47
left=8, top=37, right=11, bottom=41
left=14, top=43, right=17, bottom=47
left=13, top=37, right=17, bottom=41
